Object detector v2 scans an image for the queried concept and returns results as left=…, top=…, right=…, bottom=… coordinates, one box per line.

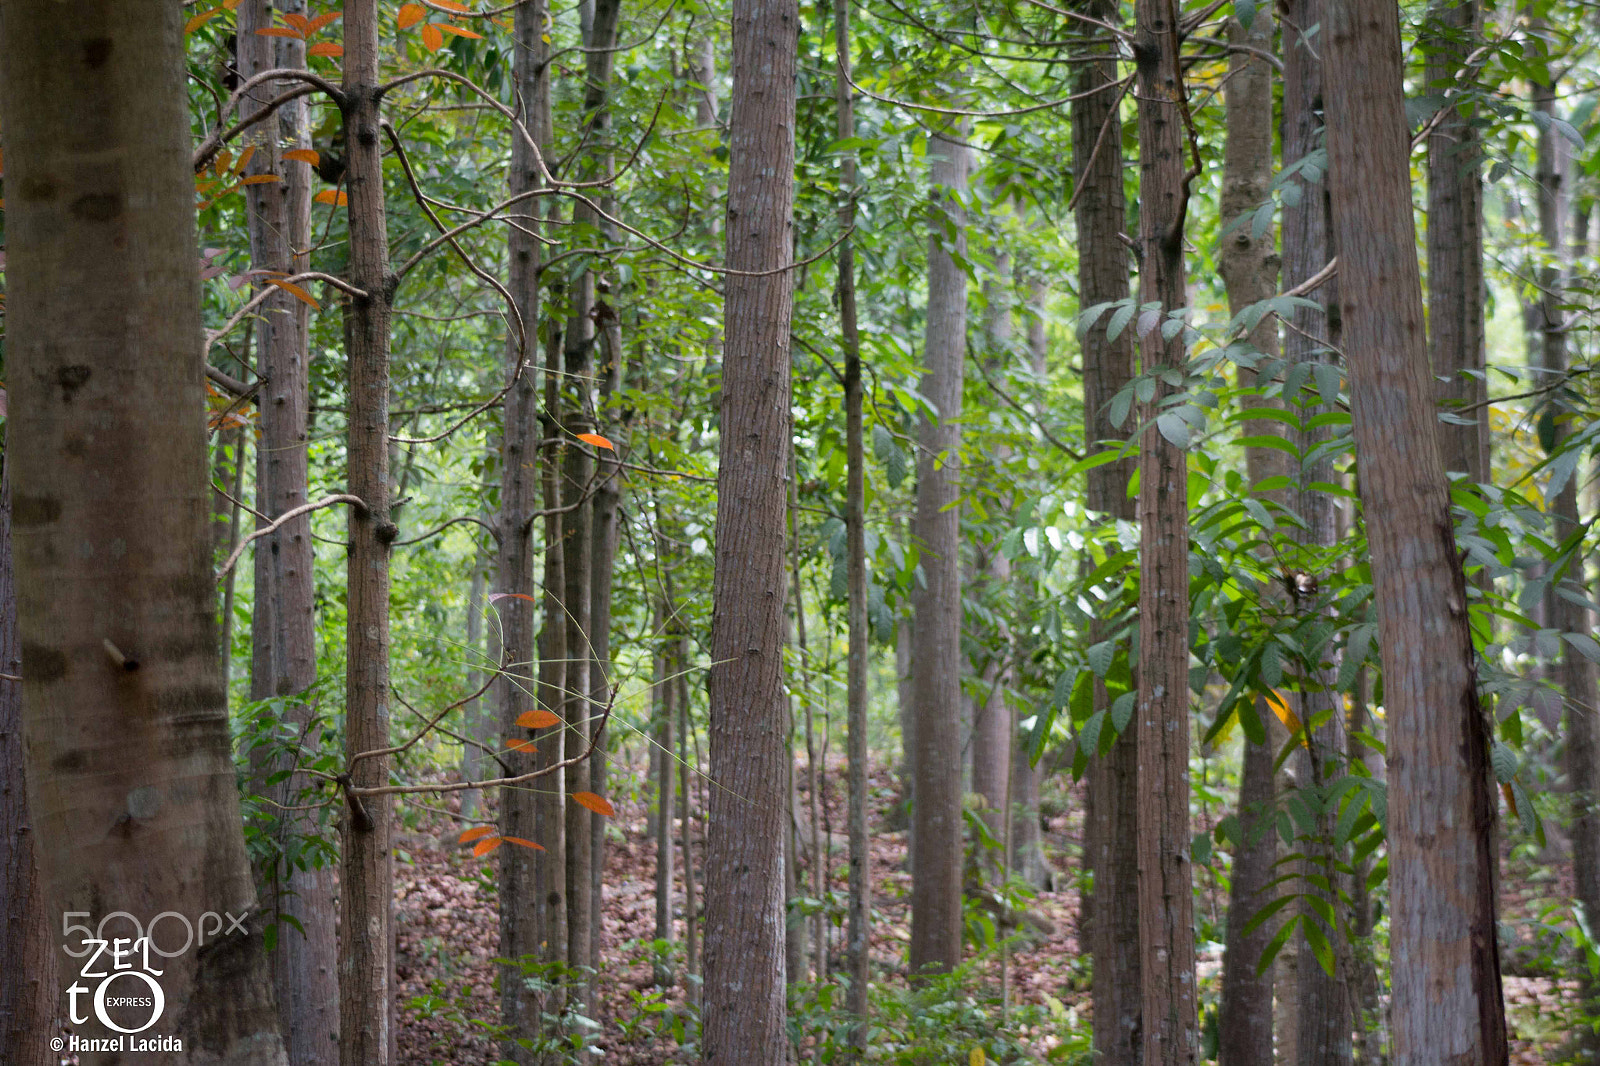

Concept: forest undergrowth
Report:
left=389, top=755, right=1580, bottom=1065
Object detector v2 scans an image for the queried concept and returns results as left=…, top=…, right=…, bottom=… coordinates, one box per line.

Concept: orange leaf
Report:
left=576, top=432, right=615, bottom=451
left=397, top=3, right=426, bottom=29
left=234, top=145, right=257, bottom=172
left=222, top=0, right=244, bottom=8
left=436, top=22, right=483, bottom=38
left=505, top=738, right=538, bottom=753
left=517, top=709, right=562, bottom=729
left=255, top=25, right=303, bottom=37
left=431, top=0, right=473, bottom=11
left=283, top=148, right=321, bottom=165
left=306, top=10, right=342, bottom=34
left=239, top=173, right=281, bottom=185
left=185, top=8, right=223, bottom=34
left=503, top=837, right=546, bottom=851
left=1501, top=782, right=1518, bottom=820
left=419, top=22, right=444, bottom=51
left=458, top=825, right=495, bottom=844
left=283, top=12, right=310, bottom=32
left=213, top=150, right=233, bottom=175
left=265, top=277, right=322, bottom=310
left=313, top=189, right=348, bottom=205
left=307, top=42, right=344, bottom=57
left=1264, top=689, right=1305, bottom=742
left=570, top=791, right=615, bottom=817
left=488, top=592, right=536, bottom=604
left=472, top=837, right=504, bottom=856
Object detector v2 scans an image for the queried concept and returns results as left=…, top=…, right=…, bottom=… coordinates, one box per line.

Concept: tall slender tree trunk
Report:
left=1215, top=9, right=1280, bottom=1064
left=238, top=5, right=338, bottom=1061
left=1323, top=0, right=1509, bottom=1060
left=652, top=596, right=677, bottom=973
left=1132, top=0, right=1197, bottom=1059
left=834, top=0, right=871, bottom=1035
left=1072, top=4, right=1140, bottom=1058
left=337, top=2, right=396, bottom=1061
left=1425, top=0, right=1488, bottom=484
left=701, top=0, right=797, bottom=1056
left=909, top=117, right=971, bottom=979
left=0, top=3, right=287, bottom=1059
left=498, top=0, right=560, bottom=1057
left=0, top=466, right=57, bottom=1066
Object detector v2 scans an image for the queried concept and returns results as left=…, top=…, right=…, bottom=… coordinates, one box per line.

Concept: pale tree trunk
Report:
left=497, top=0, right=558, bottom=1058
left=1133, top=0, right=1198, bottom=1059
left=701, top=0, right=797, bottom=1056
left=679, top=650, right=699, bottom=986
left=458, top=541, right=489, bottom=822
left=1324, top=0, right=1510, bottom=1060
left=338, top=2, right=396, bottom=1061
left=909, top=118, right=971, bottom=979
left=835, top=0, right=871, bottom=1033
left=238, top=5, right=338, bottom=1061
left=1425, top=0, right=1488, bottom=484
left=652, top=597, right=676, bottom=977
left=0, top=466, right=57, bottom=1066
left=0, top=3, right=287, bottom=1060
left=1072, top=2, right=1140, bottom=1057
left=1215, top=8, right=1280, bottom=1064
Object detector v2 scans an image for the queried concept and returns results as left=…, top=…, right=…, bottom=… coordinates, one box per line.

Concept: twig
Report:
left=216, top=494, right=367, bottom=579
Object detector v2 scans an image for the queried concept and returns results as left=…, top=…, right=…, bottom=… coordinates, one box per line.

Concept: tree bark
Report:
left=909, top=118, right=971, bottom=980
left=498, top=0, right=561, bottom=1057
left=1132, top=0, right=1197, bottom=1060
left=835, top=0, right=871, bottom=1034
left=1323, top=0, right=1509, bottom=1060
left=238, top=5, right=338, bottom=1061
left=0, top=3, right=287, bottom=1060
left=0, top=466, right=57, bottom=1066
left=1072, top=3, right=1140, bottom=1058
left=701, top=0, right=797, bottom=1056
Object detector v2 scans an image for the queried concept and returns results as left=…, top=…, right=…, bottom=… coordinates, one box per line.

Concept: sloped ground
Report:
left=393, top=760, right=1579, bottom=1065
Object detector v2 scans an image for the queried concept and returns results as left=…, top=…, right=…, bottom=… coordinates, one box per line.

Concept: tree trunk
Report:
left=0, top=466, right=57, bottom=1066
left=909, top=117, right=971, bottom=979
left=1424, top=0, right=1488, bottom=485
left=835, top=0, right=871, bottom=1033
left=238, top=5, right=338, bottom=1061
left=0, top=3, right=287, bottom=1060
left=498, top=0, right=559, bottom=1057
left=1132, top=0, right=1198, bottom=1060
left=701, top=0, right=797, bottom=1056
left=1323, top=0, right=1510, bottom=1060
left=1214, top=8, right=1280, bottom=1063
left=652, top=599, right=677, bottom=971
left=1073, top=3, right=1140, bottom=1058
left=336, top=3, right=397, bottom=1062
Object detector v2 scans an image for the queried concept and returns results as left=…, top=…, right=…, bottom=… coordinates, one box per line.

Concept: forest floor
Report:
left=393, top=756, right=1581, bottom=1065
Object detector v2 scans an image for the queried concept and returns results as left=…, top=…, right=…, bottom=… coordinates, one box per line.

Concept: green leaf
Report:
left=1111, top=690, right=1136, bottom=735
left=1087, top=640, right=1115, bottom=679
left=1490, top=741, right=1517, bottom=785
left=1257, top=913, right=1301, bottom=977
left=1302, top=914, right=1336, bottom=977
left=1079, top=708, right=1108, bottom=757
left=1106, top=301, right=1136, bottom=342
left=1156, top=411, right=1191, bottom=448
left=1564, top=632, right=1600, bottom=665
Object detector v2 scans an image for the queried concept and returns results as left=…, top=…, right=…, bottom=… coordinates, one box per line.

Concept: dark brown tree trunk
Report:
left=835, top=0, right=871, bottom=1034
left=1073, top=3, right=1140, bottom=1058
left=1132, top=0, right=1197, bottom=1060
left=701, top=0, right=797, bottom=1056
left=909, top=117, right=971, bottom=979
left=238, top=5, right=338, bottom=1061
left=0, top=3, right=287, bottom=1060
left=1214, top=9, right=1280, bottom=1063
left=337, top=2, right=396, bottom=1061
left=1424, top=0, right=1488, bottom=484
left=498, top=0, right=560, bottom=1057
left=0, top=466, right=57, bottom=1066
left=1323, top=0, right=1509, bottom=1059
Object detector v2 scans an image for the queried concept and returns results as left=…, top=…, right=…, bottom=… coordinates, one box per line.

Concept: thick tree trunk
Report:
left=0, top=467, right=57, bottom=1066
left=835, top=0, right=871, bottom=1033
left=1072, top=4, right=1140, bottom=1058
left=498, top=0, right=560, bottom=1057
left=337, top=3, right=397, bottom=1062
left=238, top=5, right=338, bottom=1061
left=1214, top=10, right=1280, bottom=1064
left=1132, top=0, right=1197, bottom=1060
left=909, top=119, right=971, bottom=979
left=701, top=0, right=797, bottom=1056
left=1323, top=0, right=1509, bottom=1060
left=0, top=3, right=287, bottom=1060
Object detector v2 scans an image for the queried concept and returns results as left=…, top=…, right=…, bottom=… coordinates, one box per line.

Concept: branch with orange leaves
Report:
left=192, top=68, right=345, bottom=173
left=204, top=271, right=368, bottom=358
